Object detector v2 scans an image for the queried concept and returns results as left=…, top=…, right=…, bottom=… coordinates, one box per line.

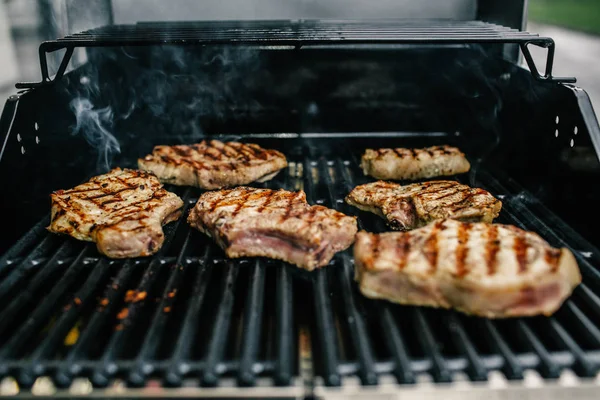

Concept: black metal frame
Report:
left=15, top=20, right=575, bottom=89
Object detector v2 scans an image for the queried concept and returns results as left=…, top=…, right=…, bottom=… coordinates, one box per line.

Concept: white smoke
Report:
left=69, top=97, right=120, bottom=172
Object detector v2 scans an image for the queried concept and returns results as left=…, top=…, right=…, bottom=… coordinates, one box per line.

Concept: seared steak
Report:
left=49, top=168, right=184, bottom=258
left=354, top=220, right=581, bottom=318
left=187, top=187, right=357, bottom=270
left=361, top=145, right=470, bottom=180
left=138, top=140, right=287, bottom=189
left=346, top=180, right=501, bottom=230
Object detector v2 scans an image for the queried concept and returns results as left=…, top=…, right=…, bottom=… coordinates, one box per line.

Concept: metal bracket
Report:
left=520, top=39, right=576, bottom=83
left=16, top=43, right=74, bottom=89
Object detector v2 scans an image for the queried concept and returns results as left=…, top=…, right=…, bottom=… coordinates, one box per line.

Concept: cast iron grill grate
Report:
left=18, top=19, right=572, bottom=90
left=0, top=138, right=599, bottom=394
left=66, top=20, right=541, bottom=44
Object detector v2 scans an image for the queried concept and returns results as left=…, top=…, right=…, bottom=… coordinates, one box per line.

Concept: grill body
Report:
left=0, top=20, right=600, bottom=398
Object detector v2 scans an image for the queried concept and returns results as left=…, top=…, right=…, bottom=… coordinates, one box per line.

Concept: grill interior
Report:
left=1, top=136, right=599, bottom=394
left=2, top=18, right=600, bottom=397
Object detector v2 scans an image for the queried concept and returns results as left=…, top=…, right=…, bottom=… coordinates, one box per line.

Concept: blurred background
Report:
left=1, top=0, right=600, bottom=109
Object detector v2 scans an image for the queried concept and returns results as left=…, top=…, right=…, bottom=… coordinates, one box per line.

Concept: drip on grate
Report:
left=0, top=137, right=599, bottom=390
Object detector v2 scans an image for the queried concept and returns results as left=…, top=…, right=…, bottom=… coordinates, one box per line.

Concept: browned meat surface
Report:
left=354, top=220, right=581, bottom=318
left=346, top=180, right=501, bottom=230
left=48, top=168, right=184, bottom=258
left=361, top=145, right=470, bottom=180
left=187, top=187, right=357, bottom=270
left=138, top=140, right=287, bottom=189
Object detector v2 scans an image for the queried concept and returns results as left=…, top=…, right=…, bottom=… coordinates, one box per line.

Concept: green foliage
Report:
left=529, top=0, right=600, bottom=35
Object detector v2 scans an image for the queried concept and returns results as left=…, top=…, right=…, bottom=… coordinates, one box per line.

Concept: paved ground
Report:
left=528, top=22, right=600, bottom=112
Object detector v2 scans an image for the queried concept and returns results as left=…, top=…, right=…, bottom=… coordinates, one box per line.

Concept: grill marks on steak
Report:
left=354, top=220, right=581, bottom=318
left=138, top=140, right=287, bottom=189
left=361, top=145, right=471, bottom=180
left=346, top=180, right=502, bottom=230
left=48, top=168, right=184, bottom=258
left=187, top=187, right=357, bottom=270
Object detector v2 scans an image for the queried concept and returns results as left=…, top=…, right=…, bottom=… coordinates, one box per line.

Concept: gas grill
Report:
left=1, top=14, right=600, bottom=400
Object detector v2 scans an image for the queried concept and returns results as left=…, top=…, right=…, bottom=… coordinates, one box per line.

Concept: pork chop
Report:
left=49, top=168, right=184, bottom=258
left=346, top=180, right=501, bottom=230
left=187, top=187, right=357, bottom=270
left=354, top=220, right=581, bottom=318
left=361, top=145, right=470, bottom=180
left=138, top=140, right=287, bottom=189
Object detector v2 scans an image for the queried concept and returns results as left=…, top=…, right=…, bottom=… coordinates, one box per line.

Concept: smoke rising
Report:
left=70, top=98, right=120, bottom=171
left=66, top=45, right=261, bottom=172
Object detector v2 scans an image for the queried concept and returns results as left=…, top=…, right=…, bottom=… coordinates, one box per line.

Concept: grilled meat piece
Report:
left=49, top=168, right=184, bottom=258
left=361, top=145, right=470, bottom=180
left=138, top=140, right=288, bottom=189
left=354, top=220, right=581, bottom=318
left=346, top=180, right=501, bottom=230
left=188, top=187, right=357, bottom=270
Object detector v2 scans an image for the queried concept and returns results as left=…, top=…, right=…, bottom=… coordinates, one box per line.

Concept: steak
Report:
left=346, top=180, right=501, bottom=230
left=138, top=140, right=288, bottom=189
left=49, top=168, right=184, bottom=258
left=187, top=187, right=357, bottom=270
left=354, top=219, right=581, bottom=318
left=361, top=145, right=470, bottom=180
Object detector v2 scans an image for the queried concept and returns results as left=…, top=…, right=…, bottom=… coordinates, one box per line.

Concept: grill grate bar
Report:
left=201, top=264, right=240, bottom=386
left=482, top=320, right=524, bottom=379
left=54, top=261, right=137, bottom=387
left=274, top=265, right=294, bottom=386
left=302, top=159, right=341, bottom=386
left=0, top=235, right=62, bottom=301
left=0, top=218, right=48, bottom=274
left=164, top=249, right=213, bottom=386
left=313, top=268, right=341, bottom=386
left=17, top=258, right=113, bottom=385
left=90, top=260, right=166, bottom=387
left=319, top=157, right=378, bottom=385
left=562, top=302, right=600, bottom=348
left=378, top=305, right=416, bottom=384
left=72, top=26, right=529, bottom=33
left=0, top=240, right=78, bottom=336
left=127, top=229, right=194, bottom=386
left=516, top=321, right=560, bottom=378
left=0, top=245, right=90, bottom=369
left=59, top=34, right=535, bottom=42
left=413, top=310, right=452, bottom=382
left=336, top=160, right=366, bottom=232
left=575, top=284, right=600, bottom=318
left=161, top=189, right=193, bottom=250
left=446, top=314, right=488, bottom=381
left=237, top=261, right=267, bottom=386
left=337, top=257, right=378, bottom=385
left=273, top=155, right=295, bottom=387
left=545, top=318, right=596, bottom=377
